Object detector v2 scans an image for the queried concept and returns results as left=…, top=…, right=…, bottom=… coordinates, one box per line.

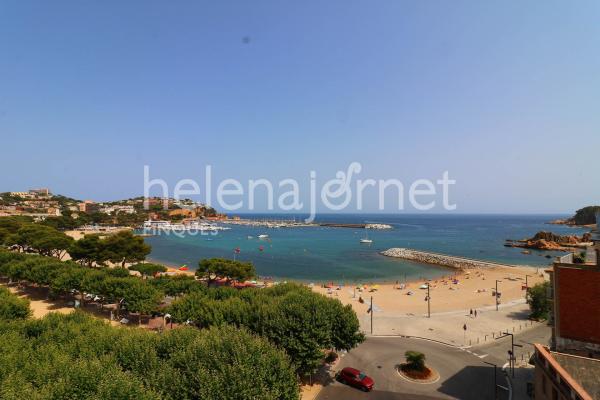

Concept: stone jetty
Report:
left=381, top=248, right=516, bottom=270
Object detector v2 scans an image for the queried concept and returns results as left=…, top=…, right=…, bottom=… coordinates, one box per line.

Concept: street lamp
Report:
left=482, top=361, right=498, bottom=400
left=524, top=274, right=531, bottom=298
left=496, top=331, right=523, bottom=378
left=425, top=282, right=431, bottom=318
left=495, top=280, right=502, bottom=311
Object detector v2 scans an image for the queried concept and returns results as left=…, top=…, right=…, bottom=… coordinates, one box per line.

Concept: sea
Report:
left=144, top=214, right=589, bottom=283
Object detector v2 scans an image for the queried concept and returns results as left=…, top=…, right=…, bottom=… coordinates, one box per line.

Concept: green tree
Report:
left=104, top=230, right=151, bottom=267
left=129, top=263, right=167, bottom=278
left=526, top=281, right=551, bottom=320
left=157, top=326, right=300, bottom=400
left=149, top=275, right=203, bottom=297
left=69, top=234, right=109, bottom=266
left=196, top=258, right=256, bottom=284
left=5, top=224, right=73, bottom=259
left=404, top=351, right=426, bottom=371
left=0, top=287, right=31, bottom=320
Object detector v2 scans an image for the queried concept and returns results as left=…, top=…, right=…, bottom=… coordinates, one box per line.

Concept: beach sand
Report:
left=312, top=265, right=547, bottom=315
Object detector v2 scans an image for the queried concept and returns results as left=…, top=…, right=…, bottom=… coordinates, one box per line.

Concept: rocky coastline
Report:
left=504, top=231, right=592, bottom=252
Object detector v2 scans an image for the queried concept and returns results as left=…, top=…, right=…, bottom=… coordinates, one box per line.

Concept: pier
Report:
left=381, top=248, right=519, bottom=270
left=319, top=223, right=365, bottom=228
left=319, top=223, right=393, bottom=229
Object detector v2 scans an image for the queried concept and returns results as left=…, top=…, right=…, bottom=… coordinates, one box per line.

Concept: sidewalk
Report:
left=361, top=300, right=541, bottom=347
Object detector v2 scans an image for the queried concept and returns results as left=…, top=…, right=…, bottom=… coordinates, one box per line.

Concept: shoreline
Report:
left=312, top=264, right=548, bottom=315
left=147, top=255, right=546, bottom=286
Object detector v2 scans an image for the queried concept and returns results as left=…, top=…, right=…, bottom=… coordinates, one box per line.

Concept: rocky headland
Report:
left=505, top=231, right=592, bottom=252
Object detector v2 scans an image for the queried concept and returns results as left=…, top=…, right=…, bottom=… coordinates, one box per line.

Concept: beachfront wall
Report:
left=550, top=262, right=600, bottom=357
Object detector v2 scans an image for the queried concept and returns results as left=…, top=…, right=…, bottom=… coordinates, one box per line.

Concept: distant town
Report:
left=0, top=188, right=224, bottom=228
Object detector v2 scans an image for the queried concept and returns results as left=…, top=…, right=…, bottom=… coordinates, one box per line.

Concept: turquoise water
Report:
left=144, top=214, right=589, bottom=282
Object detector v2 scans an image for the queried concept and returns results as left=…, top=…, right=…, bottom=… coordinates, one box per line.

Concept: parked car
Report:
left=337, top=367, right=374, bottom=392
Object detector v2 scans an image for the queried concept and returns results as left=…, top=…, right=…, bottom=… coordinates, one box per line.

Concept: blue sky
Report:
left=1, top=1, right=598, bottom=213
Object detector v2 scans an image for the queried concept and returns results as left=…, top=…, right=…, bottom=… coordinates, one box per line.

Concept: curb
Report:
left=369, top=334, right=465, bottom=349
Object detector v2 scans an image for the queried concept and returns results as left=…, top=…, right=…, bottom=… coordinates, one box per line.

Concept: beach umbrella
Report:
left=179, top=265, right=189, bottom=271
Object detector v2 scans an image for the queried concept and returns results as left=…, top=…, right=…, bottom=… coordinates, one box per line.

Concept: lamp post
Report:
left=370, top=296, right=374, bottom=335
left=426, top=283, right=431, bottom=318
left=496, top=331, right=522, bottom=378
left=483, top=361, right=498, bottom=400
left=495, top=280, right=502, bottom=311
left=525, top=274, right=531, bottom=297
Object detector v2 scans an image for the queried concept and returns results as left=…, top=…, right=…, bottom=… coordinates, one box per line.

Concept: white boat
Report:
left=360, top=232, right=373, bottom=244
left=143, top=220, right=230, bottom=232
left=258, top=234, right=269, bottom=239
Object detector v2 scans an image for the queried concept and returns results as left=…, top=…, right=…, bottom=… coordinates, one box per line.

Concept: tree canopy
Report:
left=0, top=312, right=300, bottom=399
left=130, top=263, right=168, bottom=277
left=197, top=258, right=256, bottom=283
left=167, top=282, right=365, bottom=376
left=103, top=230, right=151, bottom=267
left=526, top=281, right=551, bottom=320
left=0, top=287, right=31, bottom=320
left=69, top=234, right=109, bottom=267
left=4, top=224, right=73, bottom=259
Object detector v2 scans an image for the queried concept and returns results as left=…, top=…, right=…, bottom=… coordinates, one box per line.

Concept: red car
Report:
left=337, top=367, right=374, bottom=392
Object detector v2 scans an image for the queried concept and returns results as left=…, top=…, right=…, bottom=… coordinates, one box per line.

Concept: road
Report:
left=316, top=325, right=551, bottom=400
left=471, top=322, right=551, bottom=366
left=316, top=337, right=504, bottom=400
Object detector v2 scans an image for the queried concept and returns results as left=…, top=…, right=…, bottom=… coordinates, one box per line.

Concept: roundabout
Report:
left=396, top=364, right=441, bottom=384
left=317, top=336, right=495, bottom=400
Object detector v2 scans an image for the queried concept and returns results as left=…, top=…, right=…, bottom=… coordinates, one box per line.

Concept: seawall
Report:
left=381, top=248, right=517, bottom=270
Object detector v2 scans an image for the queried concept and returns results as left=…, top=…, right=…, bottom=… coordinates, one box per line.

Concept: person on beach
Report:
left=474, top=309, right=477, bottom=318
left=470, top=309, right=473, bottom=317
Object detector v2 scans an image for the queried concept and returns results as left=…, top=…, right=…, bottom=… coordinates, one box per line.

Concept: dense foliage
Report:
left=103, top=231, right=151, bottom=267
left=0, top=251, right=163, bottom=316
left=4, top=224, right=73, bottom=259
left=130, top=263, right=168, bottom=277
left=0, top=312, right=300, bottom=399
left=0, top=287, right=31, bottom=320
left=526, top=281, right=551, bottom=320
left=196, top=258, right=256, bottom=283
left=0, top=250, right=364, bottom=378
left=167, top=282, right=365, bottom=376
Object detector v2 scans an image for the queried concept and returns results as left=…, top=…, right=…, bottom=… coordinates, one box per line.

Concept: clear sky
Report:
left=1, top=1, right=598, bottom=213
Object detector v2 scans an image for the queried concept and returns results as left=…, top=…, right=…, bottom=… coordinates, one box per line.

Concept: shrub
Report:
left=404, top=351, right=426, bottom=371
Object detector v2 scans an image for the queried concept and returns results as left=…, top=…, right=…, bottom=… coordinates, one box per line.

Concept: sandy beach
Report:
left=312, top=265, right=547, bottom=316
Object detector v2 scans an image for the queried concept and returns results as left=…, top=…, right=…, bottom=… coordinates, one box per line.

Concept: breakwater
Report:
left=318, top=223, right=392, bottom=229
left=381, top=248, right=517, bottom=270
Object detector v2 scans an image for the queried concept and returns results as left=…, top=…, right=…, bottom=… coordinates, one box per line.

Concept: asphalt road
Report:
left=472, top=323, right=551, bottom=365
left=316, top=337, right=503, bottom=400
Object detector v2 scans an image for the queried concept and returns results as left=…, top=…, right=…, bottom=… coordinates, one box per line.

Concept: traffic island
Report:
left=396, top=350, right=440, bottom=384
left=396, top=363, right=440, bottom=384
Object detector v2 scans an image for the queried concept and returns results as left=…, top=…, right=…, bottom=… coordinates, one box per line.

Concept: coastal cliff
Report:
left=549, top=206, right=599, bottom=227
